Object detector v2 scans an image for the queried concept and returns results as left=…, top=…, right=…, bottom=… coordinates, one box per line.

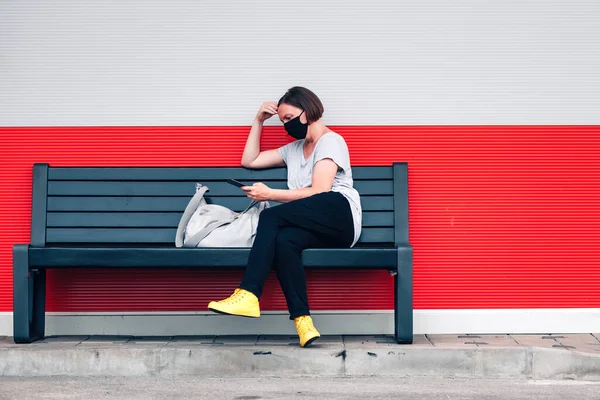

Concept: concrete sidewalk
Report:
left=1, top=334, right=599, bottom=380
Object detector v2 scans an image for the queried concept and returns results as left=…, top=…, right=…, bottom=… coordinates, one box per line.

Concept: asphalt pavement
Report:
left=1, top=376, right=600, bottom=400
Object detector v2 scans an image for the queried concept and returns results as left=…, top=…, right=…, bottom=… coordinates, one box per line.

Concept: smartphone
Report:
left=227, top=179, right=249, bottom=188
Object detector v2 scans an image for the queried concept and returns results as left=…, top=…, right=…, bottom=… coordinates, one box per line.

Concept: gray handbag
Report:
left=175, top=183, right=269, bottom=248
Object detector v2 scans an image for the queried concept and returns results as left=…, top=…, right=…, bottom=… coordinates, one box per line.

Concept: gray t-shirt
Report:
left=278, top=132, right=362, bottom=247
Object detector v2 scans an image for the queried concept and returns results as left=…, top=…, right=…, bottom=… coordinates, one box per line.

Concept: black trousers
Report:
left=239, top=191, right=355, bottom=319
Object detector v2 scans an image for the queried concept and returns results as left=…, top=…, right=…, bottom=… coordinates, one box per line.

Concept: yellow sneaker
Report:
left=208, top=288, right=260, bottom=318
left=294, top=315, right=320, bottom=347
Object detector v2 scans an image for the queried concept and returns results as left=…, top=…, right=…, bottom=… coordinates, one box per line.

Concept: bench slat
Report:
left=47, top=195, right=394, bottom=212
left=47, top=180, right=393, bottom=196
left=47, top=211, right=394, bottom=228
left=29, top=247, right=400, bottom=268
left=48, top=166, right=393, bottom=181
left=45, top=227, right=394, bottom=244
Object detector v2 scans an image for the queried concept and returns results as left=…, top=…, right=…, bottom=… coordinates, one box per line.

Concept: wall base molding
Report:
left=1, top=309, right=599, bottom=337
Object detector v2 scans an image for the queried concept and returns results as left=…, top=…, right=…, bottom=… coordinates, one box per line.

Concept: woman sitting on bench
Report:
left=208, top=86, right=362, bottom=348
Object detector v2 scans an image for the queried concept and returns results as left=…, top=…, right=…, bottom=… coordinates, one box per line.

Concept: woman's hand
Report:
left=255, top=101, right=279, bottom=123
left=242, top=182, right=272, bottom=202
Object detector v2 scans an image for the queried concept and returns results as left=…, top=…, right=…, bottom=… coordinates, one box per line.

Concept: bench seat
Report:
left=26, top=247, right=405, bottom=268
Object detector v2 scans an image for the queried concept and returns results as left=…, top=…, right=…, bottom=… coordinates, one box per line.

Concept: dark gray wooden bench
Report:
left=13, top=163, right=413, bottom=344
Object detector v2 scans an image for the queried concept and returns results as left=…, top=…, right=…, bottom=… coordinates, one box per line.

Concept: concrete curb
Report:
left=1, top=346, right=599, bottom=380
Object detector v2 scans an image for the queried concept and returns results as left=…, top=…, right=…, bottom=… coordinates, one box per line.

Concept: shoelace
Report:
left=221, top=289, right=245, bottom=305
left=296, top=316, right=314, bottom=336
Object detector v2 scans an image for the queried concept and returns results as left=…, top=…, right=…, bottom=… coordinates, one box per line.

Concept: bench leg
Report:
left=394, top=246, right=413, bottom=344
left=13, top=245, right=46, bottom=343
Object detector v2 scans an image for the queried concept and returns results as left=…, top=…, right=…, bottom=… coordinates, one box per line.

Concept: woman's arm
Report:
left=243, top=158, right=338, bottom=202
left=241, top=103, right=285, bottom=169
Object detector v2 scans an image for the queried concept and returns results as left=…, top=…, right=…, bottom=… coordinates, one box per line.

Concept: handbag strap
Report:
left=240, top=200, right=259, bottom=215
left=175, top=185, right=209, bottom=248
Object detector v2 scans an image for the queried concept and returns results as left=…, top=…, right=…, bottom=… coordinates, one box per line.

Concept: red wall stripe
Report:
left=0, top=126, right=599, bottom=312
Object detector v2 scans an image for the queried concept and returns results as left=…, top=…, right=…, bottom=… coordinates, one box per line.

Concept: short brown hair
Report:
left=278, top=86, right=324, bottom=124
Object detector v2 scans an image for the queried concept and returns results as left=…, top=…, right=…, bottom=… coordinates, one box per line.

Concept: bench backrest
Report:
left=29, top=163, right=408, bottom=247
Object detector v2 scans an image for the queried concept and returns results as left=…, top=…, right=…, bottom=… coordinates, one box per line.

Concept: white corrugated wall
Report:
left=0, top=0, right=598, bottom=126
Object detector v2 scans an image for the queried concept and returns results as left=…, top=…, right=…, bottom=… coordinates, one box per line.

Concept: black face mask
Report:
left=284, top=110, right=308, bottom=140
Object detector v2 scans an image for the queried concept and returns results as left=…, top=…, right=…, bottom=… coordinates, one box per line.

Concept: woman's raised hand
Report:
left=255, top=101, right=279, bottom=123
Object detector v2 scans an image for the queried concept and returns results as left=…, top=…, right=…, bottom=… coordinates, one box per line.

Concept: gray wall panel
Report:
left=1, top=0, right=599, bottom=126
